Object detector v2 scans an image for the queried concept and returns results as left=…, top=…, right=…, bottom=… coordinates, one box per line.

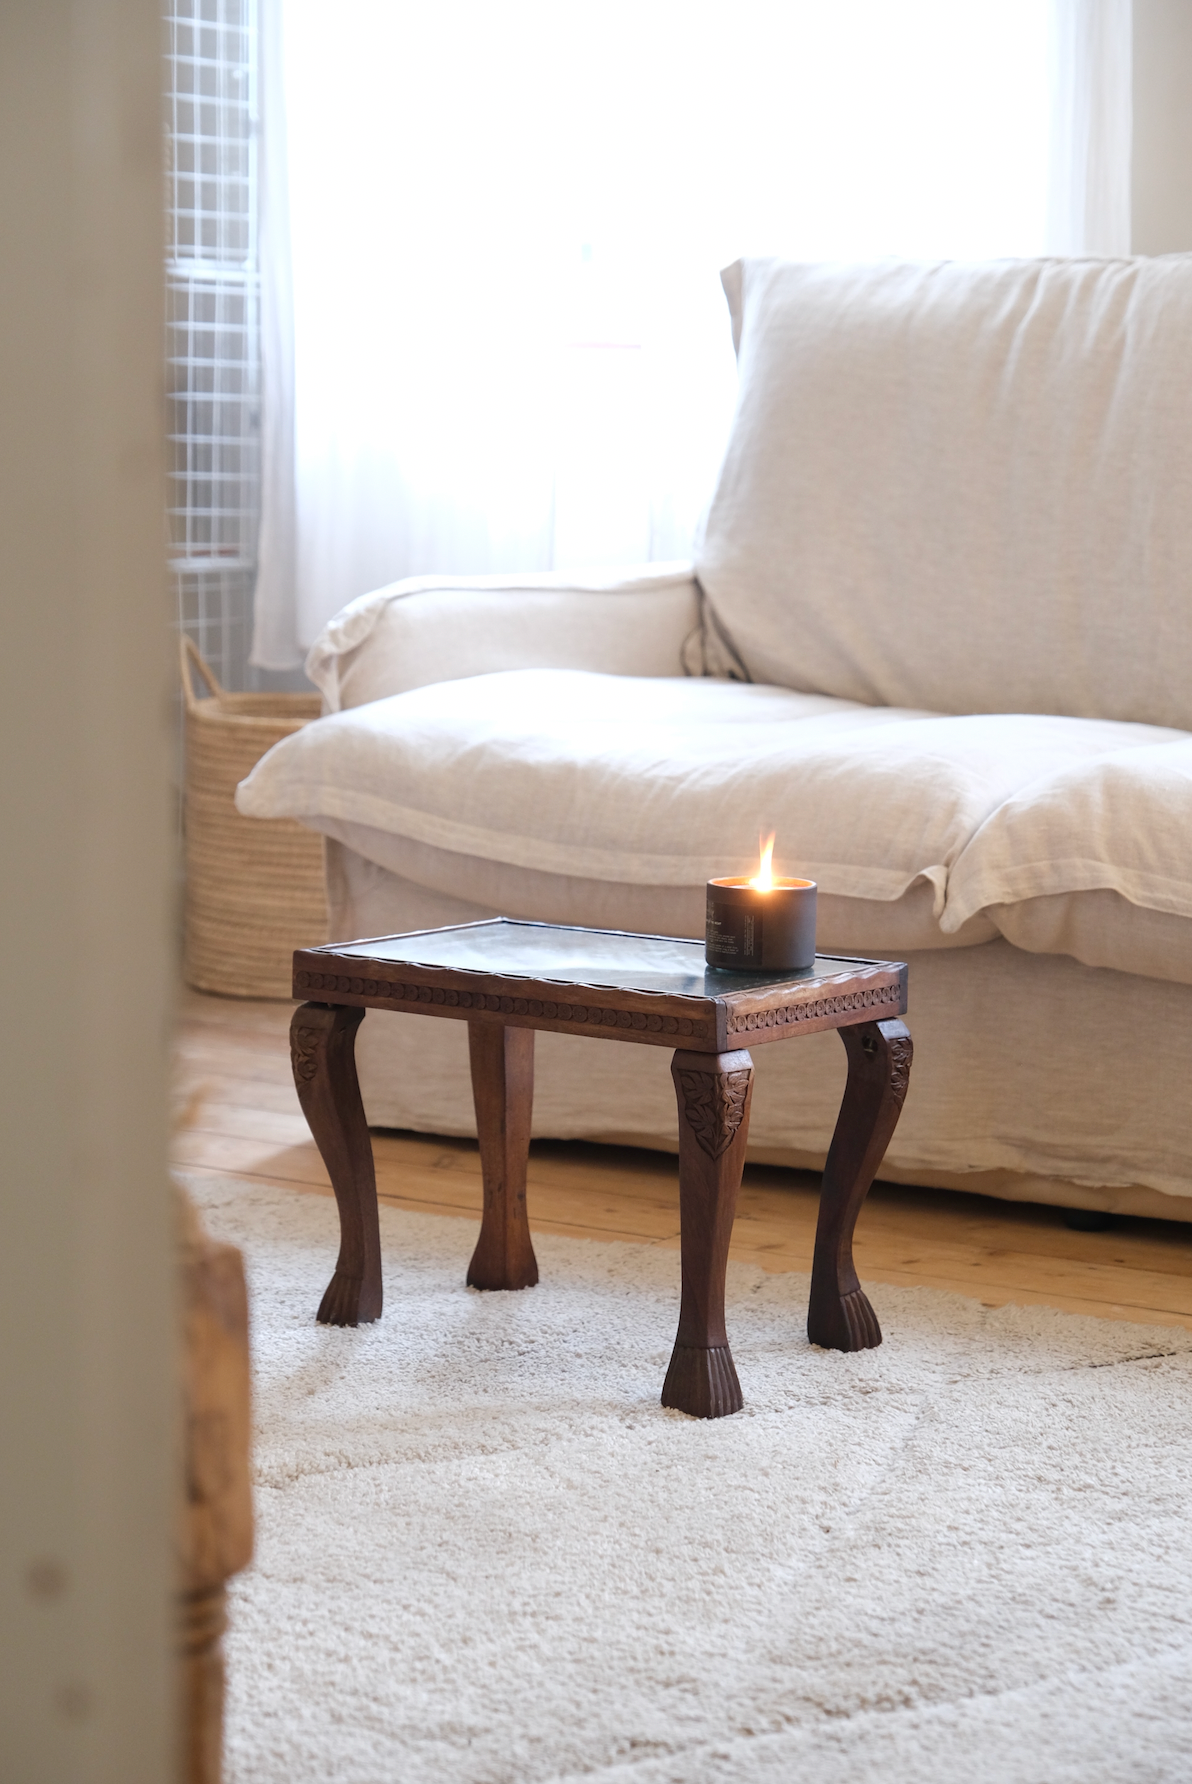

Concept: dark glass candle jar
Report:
left=705, top=875, right=817, bottom=972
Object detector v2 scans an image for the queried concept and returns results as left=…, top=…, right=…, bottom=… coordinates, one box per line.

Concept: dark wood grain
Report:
left=293, top=930, right=906, bottom=1056
left=285, top=927, right=911, bottom=1402
left=466, top=1021, right=539, bottom=1291
left=177, top=1188, right=253, bottom=1784
left=807, top=1018, right=913, bottom=1351
left=290, top=1002, right=382, bottom=1326
left=661, top=1047, right=754, bottom=1418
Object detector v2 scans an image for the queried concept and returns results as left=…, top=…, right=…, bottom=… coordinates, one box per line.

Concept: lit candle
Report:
left=706, top=833, right=817, bottom=972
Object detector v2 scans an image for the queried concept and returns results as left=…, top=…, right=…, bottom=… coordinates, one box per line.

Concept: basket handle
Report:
left=180, top=635, right=224, bottom=711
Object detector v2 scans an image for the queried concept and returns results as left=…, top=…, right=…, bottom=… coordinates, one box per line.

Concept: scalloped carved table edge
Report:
left=289, top=920, right=912, bottom=1420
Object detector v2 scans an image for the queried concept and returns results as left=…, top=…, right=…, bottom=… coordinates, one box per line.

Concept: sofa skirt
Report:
left=324, top=841, right=1192, bottom=1221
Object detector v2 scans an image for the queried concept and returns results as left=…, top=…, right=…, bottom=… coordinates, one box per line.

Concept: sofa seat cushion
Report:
left=236, top=668, right=1183, bottom=953
left=945, top=739, right=1192, bottom=984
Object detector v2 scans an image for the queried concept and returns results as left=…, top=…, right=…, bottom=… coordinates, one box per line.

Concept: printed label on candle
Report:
left=706, top=897, right=763, bottom=967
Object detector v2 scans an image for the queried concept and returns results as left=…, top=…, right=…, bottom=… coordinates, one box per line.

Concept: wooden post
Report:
left=177, top=1189, right=254, bottom=1784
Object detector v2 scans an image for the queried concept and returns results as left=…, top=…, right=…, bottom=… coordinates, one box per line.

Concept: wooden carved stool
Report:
left=289, top=920, right=912, bottom=1418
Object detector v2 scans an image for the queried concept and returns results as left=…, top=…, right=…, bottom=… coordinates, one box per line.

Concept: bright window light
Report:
left=276, top=0, right=1051, bottom=628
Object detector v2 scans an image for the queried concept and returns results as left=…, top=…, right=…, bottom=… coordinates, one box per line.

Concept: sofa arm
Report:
left=306, top=562, right=700, bottom=711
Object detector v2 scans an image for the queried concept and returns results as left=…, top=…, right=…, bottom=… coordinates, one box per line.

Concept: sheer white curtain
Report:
left=253, top=0, right=1064, bottom=670
left=1047, top=0, right=1132, bottom=255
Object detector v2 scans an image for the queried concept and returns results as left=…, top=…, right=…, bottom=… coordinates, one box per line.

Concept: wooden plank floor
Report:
left=173, top=987, right=1192, bottom=1332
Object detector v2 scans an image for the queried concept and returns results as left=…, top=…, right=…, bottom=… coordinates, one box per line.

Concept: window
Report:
left=166, top=0, right=260, bottom=689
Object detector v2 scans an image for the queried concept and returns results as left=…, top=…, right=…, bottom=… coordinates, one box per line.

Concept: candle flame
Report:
left=749, top=832, right=776, bottom=891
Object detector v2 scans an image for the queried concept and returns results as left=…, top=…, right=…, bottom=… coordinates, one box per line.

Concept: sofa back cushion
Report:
left=696, top=255, right=1192, bottom=728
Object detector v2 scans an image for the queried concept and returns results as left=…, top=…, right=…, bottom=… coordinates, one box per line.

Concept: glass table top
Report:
left=319, top=919, right=871, bottom=1000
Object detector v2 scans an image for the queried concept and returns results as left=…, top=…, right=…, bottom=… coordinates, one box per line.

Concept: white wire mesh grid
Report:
left=166, top=0, right=260, bottom=690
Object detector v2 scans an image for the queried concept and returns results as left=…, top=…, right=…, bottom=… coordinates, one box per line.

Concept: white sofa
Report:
left=240, top=255, right=1192, bottom=1223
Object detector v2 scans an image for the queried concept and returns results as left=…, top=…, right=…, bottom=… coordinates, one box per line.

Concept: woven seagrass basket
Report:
left=181, top=637, right=327, bottom=998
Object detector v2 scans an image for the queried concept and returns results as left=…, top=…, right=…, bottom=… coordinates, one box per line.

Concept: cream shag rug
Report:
left=185, top=1173, right=1192, bottom=1784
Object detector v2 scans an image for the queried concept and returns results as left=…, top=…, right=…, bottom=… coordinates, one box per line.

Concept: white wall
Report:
left=0, top=2, right=175, bottom=1778
left=1132, top=0, right=1192, bottom=251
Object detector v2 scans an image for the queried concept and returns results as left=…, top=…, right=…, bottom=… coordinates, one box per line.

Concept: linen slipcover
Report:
left=236, top=666, right=1189, bottom=970
left=698, top=255, right=1192, bottom=728
left=948, top=739, right=1192, bottom=928
left=304, top=819, right=990, bottom=957
left=305, top=564, right=699, bottom=713
left=947, top=738, right=1192, bottom=981
left=237, top=254, right=1192, bottom=1212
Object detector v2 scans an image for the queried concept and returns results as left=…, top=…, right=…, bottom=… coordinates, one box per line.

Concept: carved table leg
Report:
left=662, top=1047, right=754, bottom=1418
left=466, top=1021, right=538, bottom=1290
left=290, top=1002, right=382, bottom=1326
left=808, top=1017, right=912, bottom=1351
